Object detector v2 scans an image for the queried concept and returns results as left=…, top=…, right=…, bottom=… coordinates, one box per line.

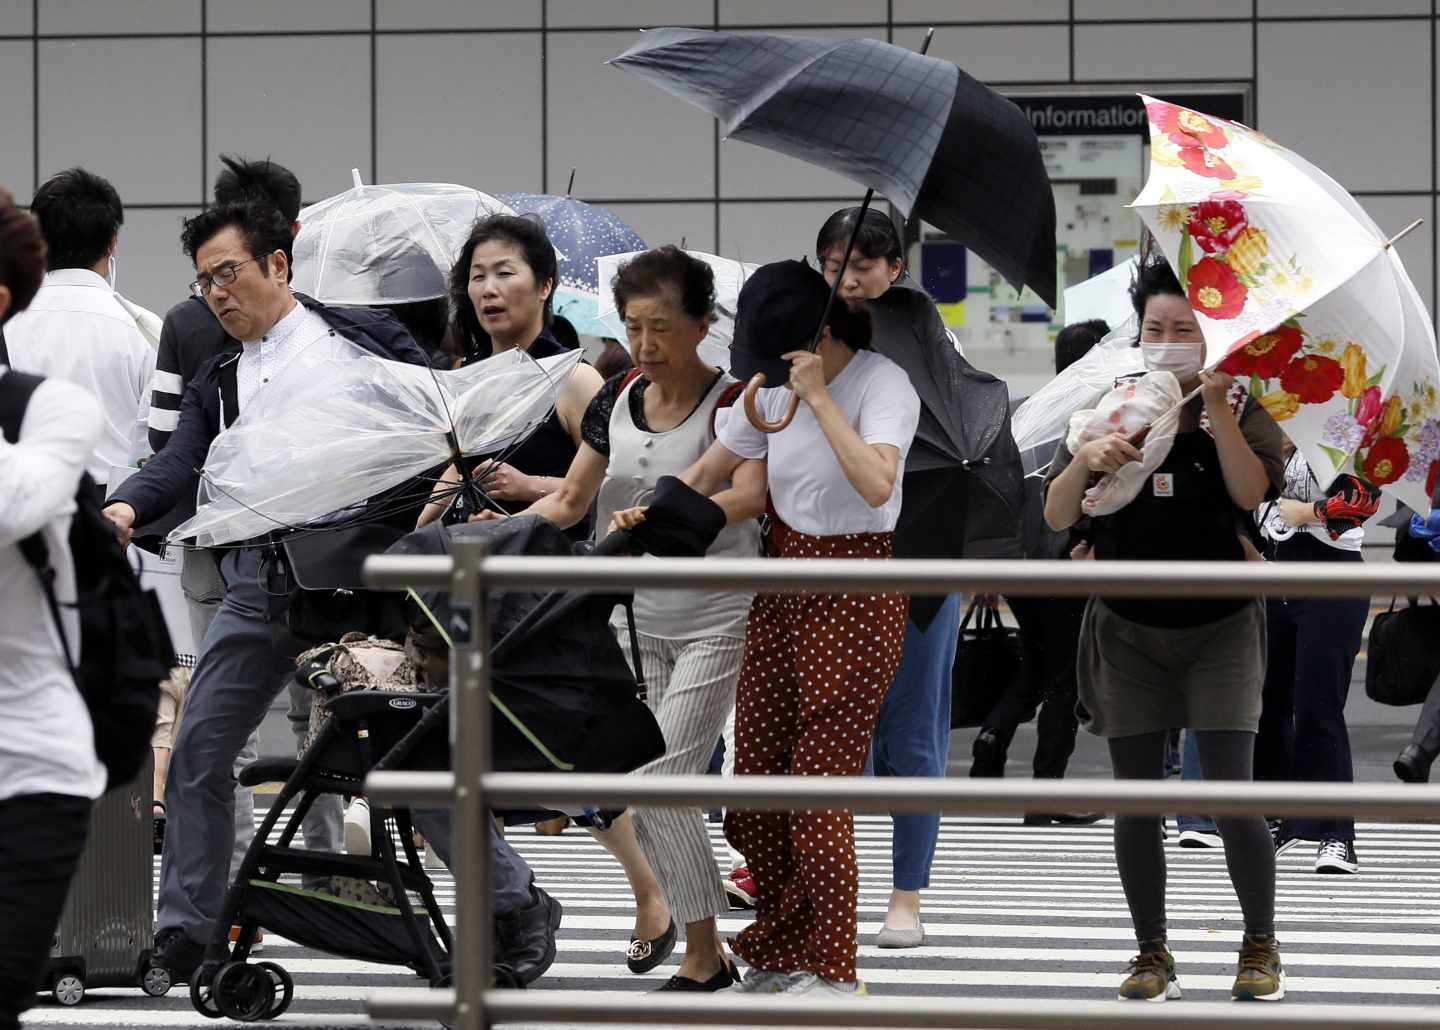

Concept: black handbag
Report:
left=1365, top=598, right=1440, bottom=707
left=950, top=596, right=1024, bottom=729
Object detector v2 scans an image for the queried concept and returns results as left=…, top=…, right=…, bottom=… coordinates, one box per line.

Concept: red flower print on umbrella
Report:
left=1279, top=353, right=1346, bottom=404
left=1187, top=200, right=1248, bottom=253
left=1187, top=257, right=1248, bottom=320
left=1178, top=147, right=1236, bottom=180
left=1427, top=458, right=1439, bottom=496
left=1146, top=100, right=1229, bottom=149
left=1218, top=324, right=1303, bottom=379
left=1362, top=436, right=1410, bottom=485
left=1356, top=385, right=1384, bottom=427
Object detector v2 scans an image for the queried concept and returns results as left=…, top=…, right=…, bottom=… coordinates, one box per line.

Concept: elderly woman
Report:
left=625, top=259, right=920, bottom=997
left=504, top=246, right=765, bottom=991
left=1044, top=258, right=1285, bottom=1004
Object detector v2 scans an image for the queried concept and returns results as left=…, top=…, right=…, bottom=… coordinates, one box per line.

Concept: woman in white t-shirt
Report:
left=627, top=260, right=921, bottom=997
left=502, top=247, right=765, bottom=991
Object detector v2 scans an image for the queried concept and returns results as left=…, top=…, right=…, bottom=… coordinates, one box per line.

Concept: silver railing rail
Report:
left=363, top=549, right=1440, bottom=1029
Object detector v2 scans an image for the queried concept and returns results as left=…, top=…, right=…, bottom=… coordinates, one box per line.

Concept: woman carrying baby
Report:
left=1043, top=258, right=1287, bottom=1004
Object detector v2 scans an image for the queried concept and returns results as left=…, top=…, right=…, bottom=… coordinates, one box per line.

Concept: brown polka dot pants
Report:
left=724, top=524, right=908, bottom=984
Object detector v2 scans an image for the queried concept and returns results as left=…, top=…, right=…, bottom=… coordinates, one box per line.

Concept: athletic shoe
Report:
left=1314, top=838, right=1359, bottom=875
left=725, top=867, right=757, bottom=910
left=782, top=972, right=868, bottom=997
left=1023, top=812, right=1104, bottom=826
left=1118, top=944, right=1180, bottom=1001
left=151, top=928, right=206, bottom=984
left=1231, top=934, right=1285, bottom=1001
left=1270, top=822, right=1302, bottom=856
left=1177, top=829, right=1223, bottom=848
left=343, top=797, right=372, bottom=855
left=729, top=969, right=792, bottom=993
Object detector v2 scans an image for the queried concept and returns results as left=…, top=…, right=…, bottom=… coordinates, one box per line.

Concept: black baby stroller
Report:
left=190, top=515, right=668, bottom=1020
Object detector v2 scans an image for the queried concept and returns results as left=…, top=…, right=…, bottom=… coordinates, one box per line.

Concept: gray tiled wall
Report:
left=1, top=0, right=1435, bottom=322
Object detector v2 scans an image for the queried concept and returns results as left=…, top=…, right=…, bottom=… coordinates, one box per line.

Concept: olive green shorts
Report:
left=1077, top=597, right=1265, bottom=738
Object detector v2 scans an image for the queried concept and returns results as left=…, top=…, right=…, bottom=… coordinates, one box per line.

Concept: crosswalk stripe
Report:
left=37, top=813, right=1440, bottom=1028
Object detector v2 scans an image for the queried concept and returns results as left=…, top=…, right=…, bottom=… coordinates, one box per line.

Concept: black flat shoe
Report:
left=1023, top=812, right=1104, bottom=826
left=627, top=918, right=677, bottom=974
left=1395, top=745, right=1433, bottom=783
left=652, top=961, right=737, bottom=992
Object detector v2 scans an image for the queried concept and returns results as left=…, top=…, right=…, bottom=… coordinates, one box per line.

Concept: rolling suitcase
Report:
left=43, top=756, right=172, bottom=1006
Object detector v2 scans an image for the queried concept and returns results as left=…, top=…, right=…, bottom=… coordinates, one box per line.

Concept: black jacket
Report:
left=148, top=295, right=235, bottom=454
left=110, top=295, right=426, bottom=525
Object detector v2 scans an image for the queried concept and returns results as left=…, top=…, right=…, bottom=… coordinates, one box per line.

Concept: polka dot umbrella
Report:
left=498, top=191, right=648, bottom=337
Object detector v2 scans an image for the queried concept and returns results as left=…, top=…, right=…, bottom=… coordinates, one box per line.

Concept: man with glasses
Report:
left=142, top=157, right=305, bottom=937
left=101, top=201, right=426, bottom=983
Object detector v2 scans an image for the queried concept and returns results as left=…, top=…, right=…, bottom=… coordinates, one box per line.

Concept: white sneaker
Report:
left=1177, top=829, right=1223, bottom=849
left=343, top=797, right=372, bottom=855
left=729, top=969, right=793, bottom=993
left=781, top=972, right=868, bottom=997
left=424, top=842, right=445, bottom=869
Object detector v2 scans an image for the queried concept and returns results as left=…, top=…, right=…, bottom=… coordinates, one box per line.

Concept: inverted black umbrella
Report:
left=610, top=28, right=1056, bottom=306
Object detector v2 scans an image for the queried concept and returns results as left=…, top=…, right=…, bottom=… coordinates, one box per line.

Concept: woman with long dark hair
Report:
left=418, top=214, right=602, bottom=535
left=1044, top=258, right=1286, bottom=1003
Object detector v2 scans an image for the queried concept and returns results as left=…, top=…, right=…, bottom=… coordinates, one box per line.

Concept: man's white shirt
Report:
left=4, top=268, right=155, bottom=483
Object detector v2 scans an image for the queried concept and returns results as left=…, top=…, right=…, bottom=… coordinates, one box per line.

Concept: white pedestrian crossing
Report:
left=24, top=815, right=1440, bottom=1027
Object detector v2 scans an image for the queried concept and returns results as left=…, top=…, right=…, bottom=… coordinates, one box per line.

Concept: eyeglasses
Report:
left=190, top=255, right=267, bottom=298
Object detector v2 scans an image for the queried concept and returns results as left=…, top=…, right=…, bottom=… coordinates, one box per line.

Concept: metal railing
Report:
left=363, top=547, right=1440, bottom=1029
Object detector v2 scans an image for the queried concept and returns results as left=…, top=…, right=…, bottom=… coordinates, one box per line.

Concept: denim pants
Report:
left=869, top=593, right=961, bottom=890
left=1176, top=730, right=1215, bottom=835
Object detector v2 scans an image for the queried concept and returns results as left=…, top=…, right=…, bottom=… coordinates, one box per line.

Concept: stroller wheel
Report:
left=254, top=962, right=294, bottom=1019
left=212, top=962, right=275, bottom=1022
left=189, top=974, right=224, bottom=1019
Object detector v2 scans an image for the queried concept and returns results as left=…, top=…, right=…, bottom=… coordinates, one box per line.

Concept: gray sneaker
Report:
left=729, top=969, right=792, bottom=994
left=781, top=972, right=869, bottom=997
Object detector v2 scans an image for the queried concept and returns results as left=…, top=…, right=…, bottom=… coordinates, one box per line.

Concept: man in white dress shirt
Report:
left=0, top=187, right=106, bottom=1030
left=2, top=168, right=154, bottom=491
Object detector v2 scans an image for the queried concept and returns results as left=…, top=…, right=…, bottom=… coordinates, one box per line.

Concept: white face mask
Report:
left=1141, top=341, right=1204, bottom=377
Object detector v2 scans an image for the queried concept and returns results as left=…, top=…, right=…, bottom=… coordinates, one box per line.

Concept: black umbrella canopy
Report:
left=612, top=27, right=1056, bottom=307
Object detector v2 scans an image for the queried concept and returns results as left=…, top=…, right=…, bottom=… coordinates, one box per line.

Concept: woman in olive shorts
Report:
left=1044, top=259, right=1286, bottom=1004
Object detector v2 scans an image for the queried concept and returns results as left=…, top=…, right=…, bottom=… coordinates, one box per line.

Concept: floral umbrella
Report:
left=1132, top=95, right=1440, bottom=511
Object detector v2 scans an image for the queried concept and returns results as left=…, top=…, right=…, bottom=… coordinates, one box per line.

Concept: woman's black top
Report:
left=1046, top=394, right=1284, bottom=630
left=449, top=328, right=592, bottom=541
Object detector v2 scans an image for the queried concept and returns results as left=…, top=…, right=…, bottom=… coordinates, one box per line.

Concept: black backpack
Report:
left=0, top=369, right=173, bottom=789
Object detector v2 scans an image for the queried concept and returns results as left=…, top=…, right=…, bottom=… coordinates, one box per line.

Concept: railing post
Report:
left=450, top=539, right=491, bottom=1030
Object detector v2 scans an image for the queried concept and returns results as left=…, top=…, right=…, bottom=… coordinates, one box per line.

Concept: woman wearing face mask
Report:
left=1044, top=258, right=1287, bottom=1004
left=814, top=207, right=1024, bottom=948
left=417, top=214, right=602, bottom=536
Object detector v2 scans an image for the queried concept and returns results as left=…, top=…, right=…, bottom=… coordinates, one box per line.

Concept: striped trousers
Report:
left=619, top=630, right=745, bottom=926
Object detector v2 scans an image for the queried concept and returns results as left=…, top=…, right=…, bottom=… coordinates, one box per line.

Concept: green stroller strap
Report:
left=407, top=588, right=575, bottom=772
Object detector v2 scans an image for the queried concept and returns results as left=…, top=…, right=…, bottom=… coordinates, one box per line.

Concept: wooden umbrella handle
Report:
left=743, top=373, right=799, bottom=433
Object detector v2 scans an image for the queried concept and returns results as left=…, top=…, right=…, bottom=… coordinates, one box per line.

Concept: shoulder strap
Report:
left=0, top=322, right=9, bottom=367
left=709, top=380, right=746, bottom=438
left=218, top=356, right=241, bottom=428
left=0, top=371, right=74, bottom=668
left=619, top=367, right=644, bottom=393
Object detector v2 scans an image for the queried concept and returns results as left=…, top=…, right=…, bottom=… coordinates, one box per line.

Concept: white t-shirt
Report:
left=0, top=371, right=106, bottom=803
left=4, top=269, right=155, bottom=483
left=717, top=348, right=920, bottom=536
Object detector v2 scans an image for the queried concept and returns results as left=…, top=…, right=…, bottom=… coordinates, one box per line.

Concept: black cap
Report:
left=729, top=259, right=830, bottom=384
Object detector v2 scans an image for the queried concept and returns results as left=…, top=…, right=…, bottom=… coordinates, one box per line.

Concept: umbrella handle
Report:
left=744, top=373, right=798, bottom=433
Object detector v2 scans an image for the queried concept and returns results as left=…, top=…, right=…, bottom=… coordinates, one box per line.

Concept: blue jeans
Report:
left=869, top=594, right=961, bottom=890
left=1177, top=730, right=1216, bottom=834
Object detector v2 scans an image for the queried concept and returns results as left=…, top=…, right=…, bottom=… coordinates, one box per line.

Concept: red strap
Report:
left=619, top=367, right=644, bottom=393
left=709, top=380, right=746, bottom=438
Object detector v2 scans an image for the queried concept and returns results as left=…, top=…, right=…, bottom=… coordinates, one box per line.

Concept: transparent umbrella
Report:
left=292, top=171, right=514, bottom=305
left=169, top=342, right=582, bottom=547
